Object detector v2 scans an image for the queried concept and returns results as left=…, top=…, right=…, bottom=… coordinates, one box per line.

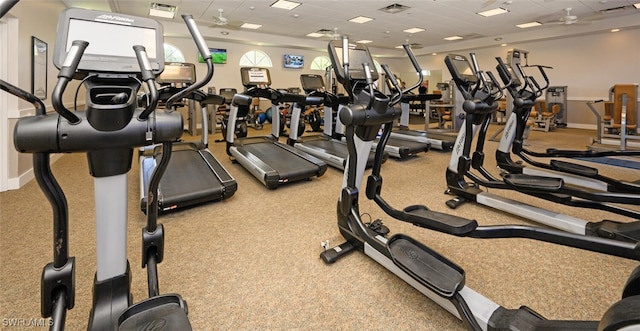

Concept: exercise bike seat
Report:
left=550, top=159, right=598, bottom=177
left=388, top=234, right=465, bottom=298
left=119, top=294, right=191, bottom=330
left=503, top=173, right=563, bottom=192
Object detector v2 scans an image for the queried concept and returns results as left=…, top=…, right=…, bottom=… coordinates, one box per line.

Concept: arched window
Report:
left=164, top=43, right=185, bottom=62
left=310, top=56, right=331, bottom=71
left=239, top=50, right=273, bottom=67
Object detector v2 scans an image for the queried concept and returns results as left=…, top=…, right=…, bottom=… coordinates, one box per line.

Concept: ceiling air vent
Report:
left=379, top=3, right=411, bottom=14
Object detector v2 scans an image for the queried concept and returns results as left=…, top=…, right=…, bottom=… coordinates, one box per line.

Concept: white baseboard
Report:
left=566, top=123, right=597, bottom=130
left=6, top=154, right=63, bottom=191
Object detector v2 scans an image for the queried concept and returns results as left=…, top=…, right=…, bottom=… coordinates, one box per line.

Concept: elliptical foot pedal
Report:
left=388, top=234, right=465, bottom=298
left=119, top=294, right=191, bottom=331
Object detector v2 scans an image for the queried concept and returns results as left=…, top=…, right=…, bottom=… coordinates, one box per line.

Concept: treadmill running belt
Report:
left=242, top=143, right=320, bottom=181
left=305, top=139, right=348, bottom=158
left=158, top=149, right=226, bottom=210
left=386, top=137, right=430, bottom=156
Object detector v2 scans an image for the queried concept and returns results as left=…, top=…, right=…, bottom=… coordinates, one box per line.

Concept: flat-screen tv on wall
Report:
left=198, top=48, right=227, bottom=64
left=283, top=54, right=304, bottom=69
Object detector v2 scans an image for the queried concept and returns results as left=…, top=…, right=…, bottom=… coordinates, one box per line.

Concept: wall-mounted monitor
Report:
left=283, top=54, right=304, bottom=69
left=198, top=48, right=227, bottom=64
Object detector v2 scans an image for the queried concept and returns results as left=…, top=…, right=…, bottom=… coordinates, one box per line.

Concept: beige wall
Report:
left=406, top=29, right=640, bottom=128
left=4, top=0, right=73, bottom=189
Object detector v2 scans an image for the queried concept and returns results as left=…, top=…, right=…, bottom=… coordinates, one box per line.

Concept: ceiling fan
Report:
left=543, top=8, right=591, bottom=26
left=315, top=28, right=341, bottom=40
left=211, top=9, right=228, bottom=26
left=209, top=9, right=243, bottom=29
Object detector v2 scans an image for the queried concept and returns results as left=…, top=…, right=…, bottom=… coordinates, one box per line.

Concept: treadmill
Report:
left=385, top=45, right=455, bottom=151
left=390, top=94, right=455, bottom=151
left=288, top=74, right=385, bottom=170
left=140, top=62, right=237, bottom=213
left=225, top=67, right=327, bottom=189
left=372, top=124, right=430, bottom=159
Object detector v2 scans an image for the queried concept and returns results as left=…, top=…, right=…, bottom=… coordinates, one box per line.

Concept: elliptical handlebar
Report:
left=341, top=35, right=354, bottom=102
left=362, top=62, right=376, bottom=110
left=52, top=40, right=88, bottom=124
left=401, top=43, right=423, bottom=95
left=133, top=45, right=159, bottom=120
left=484, top=71, right=505, bottom=100
left=166, top=15, right=213, bottom=110
left=381, top=64, right=402, bottom=106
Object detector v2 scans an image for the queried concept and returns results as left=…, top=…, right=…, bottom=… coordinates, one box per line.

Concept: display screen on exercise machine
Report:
left=157, top=62, right=196, bottom=85
left=240, top=67, right=272, bottom=87
left=328, top=40, right=378, bottom=84
left=447, top=54, right=477, bottom=84
left=53, top=8, right=165, bottom=75
left=300, top=74, right=325, bottom=92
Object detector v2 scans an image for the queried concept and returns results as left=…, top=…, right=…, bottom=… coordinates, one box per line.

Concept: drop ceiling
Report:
left=61, top=0, right=640, bottom=56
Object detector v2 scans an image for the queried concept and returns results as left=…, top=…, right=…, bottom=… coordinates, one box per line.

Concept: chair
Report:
left=531, top=100, right=561, bottom=132
left=611, top=84, right=637, bottom=134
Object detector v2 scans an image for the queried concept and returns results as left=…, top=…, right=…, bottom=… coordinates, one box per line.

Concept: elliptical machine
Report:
left=320, top=37, right=640, bottom=330
left=7, top=8, right=198, bottom=330
left=492, top=57, right=640, bottom=195
left=444, top=53, right=640, bottom=243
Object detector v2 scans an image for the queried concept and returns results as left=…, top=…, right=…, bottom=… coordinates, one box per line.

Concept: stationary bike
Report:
left=320, top=36, right=640, bottom=331
left=7, top=8, right=203, bottom=330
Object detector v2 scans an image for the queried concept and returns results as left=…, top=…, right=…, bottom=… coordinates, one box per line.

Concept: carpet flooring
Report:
left=1, top=121, right=639, bottom=330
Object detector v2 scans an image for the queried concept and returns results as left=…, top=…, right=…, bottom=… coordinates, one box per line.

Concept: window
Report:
left=164, top=43, right=185, bottom=62
left=239, top=50, right=272, bottom=67
left=310, top=56, right=331, bottom=71
left=373, top=60, right=382, bottom=73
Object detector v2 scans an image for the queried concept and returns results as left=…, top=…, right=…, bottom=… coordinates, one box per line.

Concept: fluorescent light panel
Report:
left=241, top=23, right=262, bottom=29
left=516, top=21, right=542, bottom=28
left=477, top=7, right=509, bottom=17
left=444, top=36, right=463, bottom=41
left=356, top=40, right=373, bottom=44
left=634, top=2, right=640, bottom=8
left=349, top=16, right=374, bottom=23
left=306, top=32, right=324, bottom=37
left=270, top=0, right=301, bottom=10
left=149, top=3, right=176, bottom=19
left=403, top=27, right=425, bottom=34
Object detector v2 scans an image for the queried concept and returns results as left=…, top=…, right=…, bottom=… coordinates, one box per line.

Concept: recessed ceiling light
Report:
left=356, top=40, right=373, bottom=44
left=501, top=43, right=507, bottom=47
left=444, top=36, right=463, bottom=41
left=241, top=23, right=262, bottom=29
left=611, top=28, right=620, bottom=32
left=516, top=21, right=542, bottom=28
left=349, top=16, right=374, bottom=24
left=149, top=3, right=177, bottom=19
left=403, top=27, right=425, bottom=34
left=306, top=32, right=324, bottom=37
left=477, top=7, right=509, bottom=17
left=270, top=0, right=301, bottom=10
left=431, top=53, right=437, bottom=56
